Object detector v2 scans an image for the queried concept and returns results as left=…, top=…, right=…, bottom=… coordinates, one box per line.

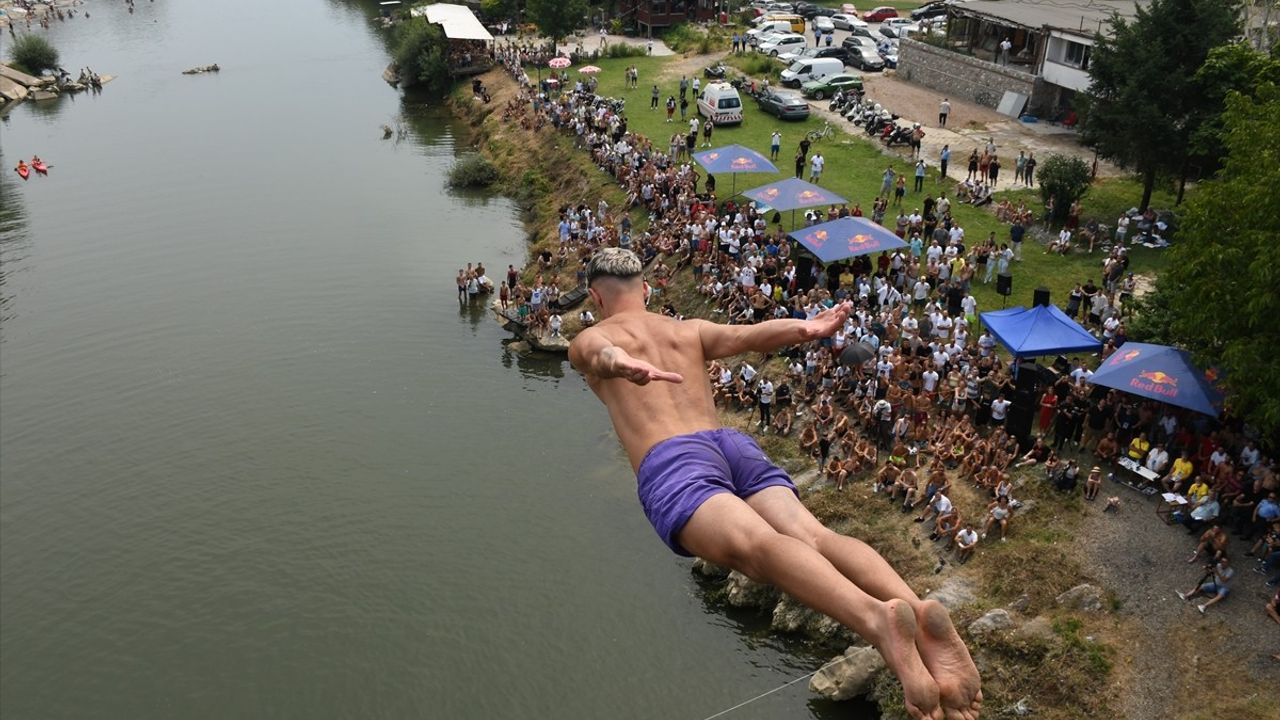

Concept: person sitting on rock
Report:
left=953, top=523, right=979, bottom=563
left=981, top=496, right=1013, bottom=542
left=799, top=421, right=820, bottom=457
left=826, top=455, right=850, bottom=490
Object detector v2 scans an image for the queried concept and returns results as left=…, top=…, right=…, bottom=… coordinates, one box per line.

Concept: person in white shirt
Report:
left=960, top=293, right=977, bottom=319
left=977, top=331, right=996, bottom=357
left=756, top=376, right=775, bottom=429
left=931, top=347, right=949, bottom=371
left=926, top=242, right=943, bottom=264
left=913, top=279, right=931, bottom=306
left=922, top=368, right=940, bottom=394
left=934, top=313, right=953, bottom=341
left=740, top=362, right=757, bottom=383
left=1145, top=444, right=1170, bottom=474
left=989, top=394, right=1009, bottom=426
left=953, top=524, right=979, bottom=562
left=916, top=492, right=952, bottom=524
left=902, top=315, right=919, bottom=341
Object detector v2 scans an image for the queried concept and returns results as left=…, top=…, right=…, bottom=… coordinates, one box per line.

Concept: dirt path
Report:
left=1077, top=482, right=1280, bottom=719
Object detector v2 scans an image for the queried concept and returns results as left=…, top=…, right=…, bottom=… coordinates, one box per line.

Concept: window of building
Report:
left=1062, top=40, right=1090, bottom=70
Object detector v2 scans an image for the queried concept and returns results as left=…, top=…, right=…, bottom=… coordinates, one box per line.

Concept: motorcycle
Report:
left=703, top=63, right=728, bottom=79
left=882, top=124, right=913, bottom=146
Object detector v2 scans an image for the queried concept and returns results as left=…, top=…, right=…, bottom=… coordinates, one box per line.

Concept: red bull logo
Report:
left=1131, top=369, right=1179, bottom=397
left=797, top=190, right=820, bottom=202
left=731, top=157, right=755, bottom=170
left=1110, top=348, right=1141, bottom=366
left=705, top=153, right=720, bottom=162
left=807, top=230, right=830, bottom=248
left=763, top=187, right=780, bottom=200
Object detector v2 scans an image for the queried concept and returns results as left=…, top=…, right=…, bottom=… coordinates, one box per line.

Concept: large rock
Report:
left=809, top=646, right=885, bottom=701
left=770, top=594, right=856, bottom=643
left=724, top=570, right=780, bottom=609
left=925, top=576, right=977, bottom=610
left=1055, top=584, right=1105, bottom=613
left=967, top=609, right=1015, bottom=636
left=691, top=557, right=730, bottom=579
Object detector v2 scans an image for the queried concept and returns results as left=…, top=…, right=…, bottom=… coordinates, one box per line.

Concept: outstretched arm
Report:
left=695, top=301, right=852, bottom=360
left=569, top=328, right=684, bottom=385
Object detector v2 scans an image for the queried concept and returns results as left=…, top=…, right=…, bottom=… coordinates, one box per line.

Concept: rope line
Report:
left=697, top=652, right=854, bottom=720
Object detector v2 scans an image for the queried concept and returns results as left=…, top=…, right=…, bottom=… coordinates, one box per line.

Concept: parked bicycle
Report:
left=806, top=122, right=835, bottom=143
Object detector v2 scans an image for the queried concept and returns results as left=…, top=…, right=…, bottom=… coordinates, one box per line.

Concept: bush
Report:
left=1036, top=154, right=1093, bottom=225
left=392, top=18, right=450, bottom=93
left=447, top=154, right=500, bottom=189
left=9, top=35, right=60, bottom=75
left=603, top=43, right=648, bottom=59
left=663, top=23, right=730, bottom=55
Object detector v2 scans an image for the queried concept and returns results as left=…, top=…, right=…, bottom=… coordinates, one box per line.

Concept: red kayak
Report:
left=15, top=164, right=29, bottom=180
left=32, top=160, right=48, bottom=175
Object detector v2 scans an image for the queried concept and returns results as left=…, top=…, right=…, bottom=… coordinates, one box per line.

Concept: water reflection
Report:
left=0, top=154, right=31, bottom=336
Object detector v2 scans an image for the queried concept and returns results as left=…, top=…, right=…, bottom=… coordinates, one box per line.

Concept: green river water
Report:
left=0, top=1, right=867, bottom=718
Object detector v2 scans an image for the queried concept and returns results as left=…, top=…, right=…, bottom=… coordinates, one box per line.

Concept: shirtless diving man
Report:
left=569, top=249, right=982, bottom=720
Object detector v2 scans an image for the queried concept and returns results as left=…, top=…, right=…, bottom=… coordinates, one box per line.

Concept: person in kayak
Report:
left=15, top=160, right=28, bottom=176
left=569, top=248, right=982, bottom=720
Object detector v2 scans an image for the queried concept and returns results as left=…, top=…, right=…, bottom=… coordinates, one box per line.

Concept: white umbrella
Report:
left=548, top=57, right=571, bottom=69
left=579, top=65, right=602, bottom=74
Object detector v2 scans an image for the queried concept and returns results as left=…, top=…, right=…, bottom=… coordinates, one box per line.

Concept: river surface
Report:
left=0, top=2, right=860, bottom=718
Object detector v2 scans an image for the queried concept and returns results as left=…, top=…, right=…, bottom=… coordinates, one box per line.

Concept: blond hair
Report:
left=586, top=247, right=643, bottom=286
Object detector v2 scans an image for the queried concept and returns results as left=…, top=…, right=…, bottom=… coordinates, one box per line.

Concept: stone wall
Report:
left=896, top=39, right=1051, bottom=115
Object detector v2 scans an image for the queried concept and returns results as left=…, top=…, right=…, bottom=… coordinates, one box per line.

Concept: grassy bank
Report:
left=453, top=64, right=1137, bottom=720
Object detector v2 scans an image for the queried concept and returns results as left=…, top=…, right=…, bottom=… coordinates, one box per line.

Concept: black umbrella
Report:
left=839, top=341, right=875, bottom=367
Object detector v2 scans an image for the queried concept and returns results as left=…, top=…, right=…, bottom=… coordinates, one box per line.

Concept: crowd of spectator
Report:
left=488, top=56, right=1280, bottom=624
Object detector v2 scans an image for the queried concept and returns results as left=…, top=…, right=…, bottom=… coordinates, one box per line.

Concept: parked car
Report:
left=755, top=88, right=811, bottom=120
left=883, top=17, right=915, bottom=29
left=840, top=3, right=858, bottom=14
left=911, top=0, right=954, bottom=21
left=794, top=2, right=819, bottom=18
left=810, top=6, right=837, bottom=17
left=846, top=45, right=886, bottom=71
left=760, top=34, right=808, bottom=56
left=862, top=6, right=899, bottom=22
left=830, top=13, right=867, bottom=30
left=841, top=35, right=878, bottom=53
left=879, top=45, right=899, bottom=68
left=879, top=23, right=919, bottom=39
left=778, top=45, right=851, bottom=65
left=813, top=16, right=835, bottom=33
left=801, top=73, right=863, bottom=99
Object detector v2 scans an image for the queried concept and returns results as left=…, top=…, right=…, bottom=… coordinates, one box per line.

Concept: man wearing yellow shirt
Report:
left=1127, top=432, right=1150, bottom=461
left=1185, top=476, right=1211, bottom=503
left=1162, top=450, right=1195, bottom=493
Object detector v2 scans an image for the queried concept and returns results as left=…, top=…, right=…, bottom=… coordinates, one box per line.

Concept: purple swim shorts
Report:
left=636, top=428, right=797, bottom=557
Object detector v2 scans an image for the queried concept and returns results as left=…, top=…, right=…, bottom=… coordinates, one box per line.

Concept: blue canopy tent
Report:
left=979, top=305, right=1101, bottom=359
left=1086, top=342, right=1224, bottom=417
left=742, top=177, right=847, bottom=228
left=788, top=216, right=907, bottom=264
left=691, top=144, right=778, bottom=197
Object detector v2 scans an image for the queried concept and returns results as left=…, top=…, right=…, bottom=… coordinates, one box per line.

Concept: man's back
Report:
left=576, top=311, right=719, bottom=469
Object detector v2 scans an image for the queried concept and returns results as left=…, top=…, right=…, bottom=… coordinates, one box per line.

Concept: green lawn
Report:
left=578, top=54, right=1165, bottom=314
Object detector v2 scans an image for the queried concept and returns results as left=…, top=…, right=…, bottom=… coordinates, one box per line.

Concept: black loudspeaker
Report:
left=1005, top=401, right=1035, bottom=451
left=1033, top=287, right=1051, bottom=307
left=1052, top=354, right=1071, bottom=373
left=996, top=273, right=1013, bottom=296
left=1015, top=362, right=1045, bottom=394
left=795, top=256, right=816, bottom=292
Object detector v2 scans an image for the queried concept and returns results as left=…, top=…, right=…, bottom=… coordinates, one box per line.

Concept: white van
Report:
left=780, top=57, right=845, bottom=87
left=747, top=21, right=794, bottom=44
left=697, top=82, right=744, bottom=125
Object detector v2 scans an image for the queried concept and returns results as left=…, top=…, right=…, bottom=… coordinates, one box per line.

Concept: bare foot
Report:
left=875, top=599, right=944, bottom=720
left=915, top=600, right=983, bottom=720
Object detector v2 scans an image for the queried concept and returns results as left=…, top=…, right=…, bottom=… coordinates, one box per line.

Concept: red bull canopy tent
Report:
left=741, top=177, right=846, bottom=212
left=691, top=144, right=778, bottom=196
left=978, top=304, right=1101, bottom=359
left=1086, top=342, right=1224, bottom=417
left=788, top=216, right=907, bottom=263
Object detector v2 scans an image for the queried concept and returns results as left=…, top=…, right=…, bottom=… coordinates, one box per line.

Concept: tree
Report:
left=8, top=34, right=60, bottom=75
left=526, top=0, right=587, bottom=45
left=1081, top=0, right=1242, bottom=211
left=1035, top=155, right=1092, bottom=225
left=1145, top=83, right=1280, bottom=437
left=392, top=17, right=451, bottom=94
left=1184, top=43, right=1280, bottom=199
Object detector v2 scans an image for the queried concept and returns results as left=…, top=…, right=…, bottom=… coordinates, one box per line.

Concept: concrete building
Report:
left=897, top=0, right=1148, bottom=118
